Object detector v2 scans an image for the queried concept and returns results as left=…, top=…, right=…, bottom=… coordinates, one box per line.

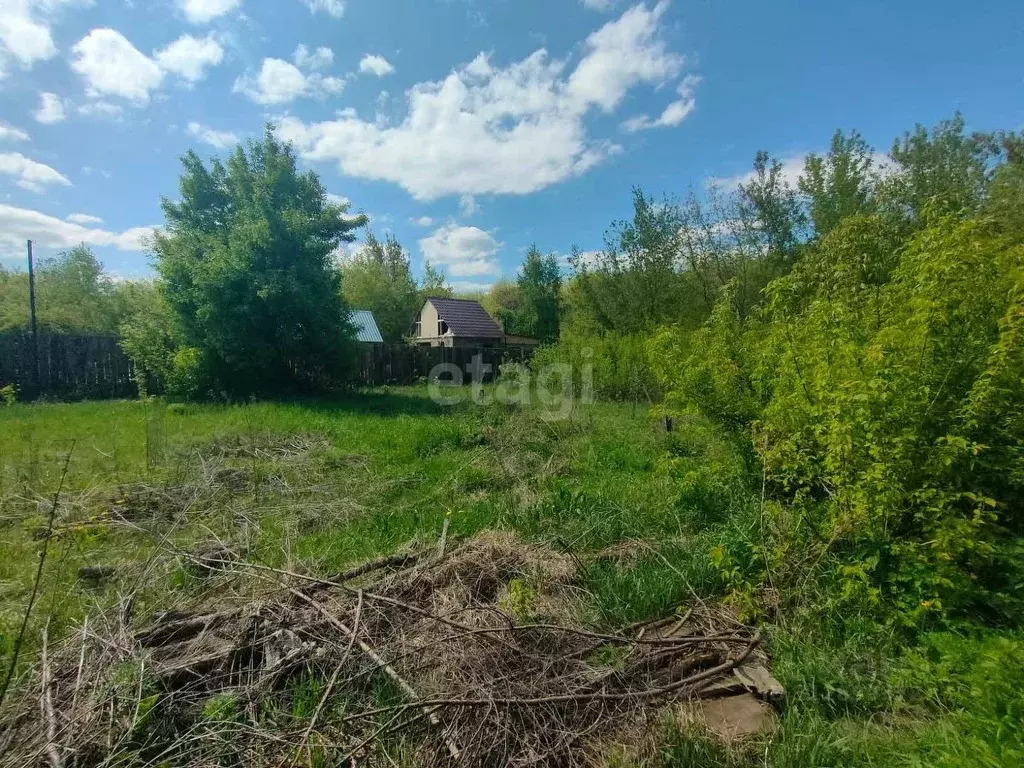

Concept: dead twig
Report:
left=289, top=587, right=462, bottom=761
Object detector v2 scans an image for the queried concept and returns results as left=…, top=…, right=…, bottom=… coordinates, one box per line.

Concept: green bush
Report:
left=533, top=331, right=660, bottom=403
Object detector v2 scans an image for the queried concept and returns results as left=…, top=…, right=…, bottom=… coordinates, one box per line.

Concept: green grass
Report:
left=1, top=386, right=1020, bottom=766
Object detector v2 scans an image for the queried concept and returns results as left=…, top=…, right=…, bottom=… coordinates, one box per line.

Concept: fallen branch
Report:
left=289, top=587, right=462, bottom=761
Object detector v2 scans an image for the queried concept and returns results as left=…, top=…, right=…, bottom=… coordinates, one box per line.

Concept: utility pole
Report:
left=27, top=240, right=40, bottom=398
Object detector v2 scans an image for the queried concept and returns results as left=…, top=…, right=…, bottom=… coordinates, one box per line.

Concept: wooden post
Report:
left=27, top=240, right=40, bottom=398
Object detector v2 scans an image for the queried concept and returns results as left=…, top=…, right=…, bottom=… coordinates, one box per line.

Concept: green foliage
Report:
left=0, top=384, right=16, bottom=406
left=340, top=231, right=420, bottom=342
left=533, top=330, right=658, bottom=402
left=509, top=245, right=562, bottom=342
left=652, top=136, right=1024, bottom=626
left=420, top=260, right=452, bottom=298
left=0, top=245, right=131, bottom=333
left=154, top=125, right=365, bottom=398
left=117, top=281, right=175, bottom=394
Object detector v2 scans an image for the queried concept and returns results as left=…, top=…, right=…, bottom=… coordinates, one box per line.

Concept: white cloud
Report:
left=359, top=54, right=394, bottom=77
left=623, top=73, right=698, bottom=132
left=234, top=57, right=345, bottom=104
left=187, top=121, right=239, bottom=149
left=177, top=0, right=241, bottom=24
left=154, top=34, right=224, bottom=82
left=0, top=203, right=153, bottom=252
left=77, top=100, right=124, bottom=120
left=0, top=0, right=91, bottom=76
left=33, top=92, right=66, bottom=124
left=71, top=28, right=226, bottom=106
left=0, top=122, right=30, bottom=142
left=66, top=212, right=103, bottom=224
left=459, top=194, right=480, bottom=217
left=276, top=3, right=684, bottom=200
left=412, top=215, right=434, bottom=227
left=419, top=223, right=501, bottom=278
left=713, top=150, right=893, bottom=192
left=71, top=28, right=164, bottom=104
left=302, top=0, right=344, bottom=18
left=0, top=152, right=71, bottom=192
left=581, top=0, right=615, bottom=10
left=325, top=193, right=350, bottom=207
left=294, top=44, right=333, bottom=70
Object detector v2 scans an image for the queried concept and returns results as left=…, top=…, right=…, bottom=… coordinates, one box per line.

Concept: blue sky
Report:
left=1, top=0, right=1022, bottom=289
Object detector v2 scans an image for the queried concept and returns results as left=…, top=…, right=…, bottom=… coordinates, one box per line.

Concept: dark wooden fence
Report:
left=0, top=331, right=143, bottom=401
left=0, top=332, right=535, bottom=401
left=354, top=344, right=534, bottom=385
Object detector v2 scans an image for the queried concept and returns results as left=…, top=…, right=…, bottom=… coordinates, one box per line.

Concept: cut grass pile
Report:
left=0, top=387, right=1020, bottom=766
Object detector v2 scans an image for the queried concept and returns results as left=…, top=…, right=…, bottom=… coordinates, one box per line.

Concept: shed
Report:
left=350, top=310, right=384, bottom=344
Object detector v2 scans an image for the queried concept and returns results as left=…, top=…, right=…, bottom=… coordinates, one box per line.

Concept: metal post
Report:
left=27, top=240, right=40, bottom=398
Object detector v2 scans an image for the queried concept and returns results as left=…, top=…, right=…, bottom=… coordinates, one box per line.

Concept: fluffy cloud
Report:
left=412, top=216, right=434, bottom=227
left=276, top=3, right=687, bottom=200
left=0, top=121, right=30, bottom=142
left=302, top=0, right=344, bottom=18
left=71, top=29, right=164, bottom=103
left=294, top=44, right=333, bottom=70
left=33, top=92, right=66, bottom=124
left=154, top=34, right=224, bottom=82
left=66, top=212, right=103, bottom=224
left=0, top=203, right=153, bottom=252
left=71, top=29, right=226, bottom=105
left=622, top=73, right=699, bottom=132
left=0, top=0, right=90, bottom=75
left=187, top=121, right=239, bottom=149
left=419, top=224, right=501, bottom=278
left=234, top=58, right=345, bottom=104
left=0, top=152, right=72, bottom=192
left=325, top=193, right=350, bottom=207
left=177, top=0, right=241, bottom=24
left=581, top=0, right=615, bottom=10
left=359, top=54, right=394, bottom=77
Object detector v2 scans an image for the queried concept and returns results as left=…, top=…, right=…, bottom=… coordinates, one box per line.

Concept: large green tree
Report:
left=513, top=245, right=562, bottom=342
left=340, top=231, right=420, bottom=342
left=154, top=126, right=366, bottom=397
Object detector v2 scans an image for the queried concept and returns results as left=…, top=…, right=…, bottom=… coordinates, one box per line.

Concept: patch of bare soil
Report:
left=0, top=532, right=782, bottom=767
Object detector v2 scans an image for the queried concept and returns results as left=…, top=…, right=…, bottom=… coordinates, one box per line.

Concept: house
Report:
left=413, top=297, right=504, bottom=347
left=350, top=310, right=383, bottom=343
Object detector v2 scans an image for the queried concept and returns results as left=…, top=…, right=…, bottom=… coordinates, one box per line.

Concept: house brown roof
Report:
left=428, top=297, right=503, bottom=339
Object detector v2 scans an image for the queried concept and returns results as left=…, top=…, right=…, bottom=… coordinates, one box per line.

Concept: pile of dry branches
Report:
left=0, top=532, right=776, bottom=767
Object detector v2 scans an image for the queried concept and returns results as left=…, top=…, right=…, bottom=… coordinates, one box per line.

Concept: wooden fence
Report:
left=354, top=343, right=533, bottom=385
left=0, top=332, right=535, bottom=401
left=0, top=331, right=143, bottom=401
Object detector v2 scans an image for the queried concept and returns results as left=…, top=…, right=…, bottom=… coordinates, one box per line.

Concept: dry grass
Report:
left=0, top=532, right=769, bottom=768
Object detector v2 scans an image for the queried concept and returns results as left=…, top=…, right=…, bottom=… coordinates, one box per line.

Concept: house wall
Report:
left=416, top=301, right=444, bottom=346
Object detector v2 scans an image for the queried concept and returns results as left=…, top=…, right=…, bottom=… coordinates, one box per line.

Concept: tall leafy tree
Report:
left=419, top=260, right=452, bottom=298
left=572, top=188, right=686, bottom=334
left=515, top=245, right=562, bottom=342
left=882, top=113, right=999, bottom=220
left=481, top=279, right=523, bottom=332
left=800, top=130, right=879, bottom=237
left=154, top=126, right=366, bottom=397
left=341, top=231, right=420, bottom=342
left=737, top=151, right=806, bottom=267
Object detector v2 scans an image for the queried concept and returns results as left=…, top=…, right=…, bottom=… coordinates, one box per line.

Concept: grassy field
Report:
left=0, top=388, right=1020, bottom=766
